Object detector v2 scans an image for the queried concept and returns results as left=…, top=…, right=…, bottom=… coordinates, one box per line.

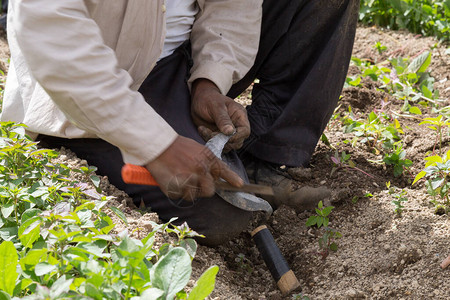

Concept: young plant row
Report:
left=331, top=43, right=450, bottom=213
left=0, top=121, right=217, bottom=299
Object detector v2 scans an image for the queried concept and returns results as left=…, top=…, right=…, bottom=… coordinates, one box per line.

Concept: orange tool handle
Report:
left=121, top=164, right=159, bottom=186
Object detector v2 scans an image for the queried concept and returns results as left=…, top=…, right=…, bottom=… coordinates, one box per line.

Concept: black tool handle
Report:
left=251, top=225, right=300, bottom=295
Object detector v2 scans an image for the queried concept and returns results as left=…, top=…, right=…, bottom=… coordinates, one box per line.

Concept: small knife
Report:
left=121, top=163, right=274, bottom=196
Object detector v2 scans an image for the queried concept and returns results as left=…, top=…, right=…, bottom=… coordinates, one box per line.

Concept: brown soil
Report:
left=1, top=26, right=450, bottom=299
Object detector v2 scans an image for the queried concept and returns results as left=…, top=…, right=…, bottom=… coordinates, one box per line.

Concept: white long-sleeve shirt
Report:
left=1, top=0, right=262, bottom=165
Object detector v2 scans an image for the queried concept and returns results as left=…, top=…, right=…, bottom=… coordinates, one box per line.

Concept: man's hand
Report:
left=191, top=79, right=250, bottom=151
left=145, top=135, right=244, bottom=201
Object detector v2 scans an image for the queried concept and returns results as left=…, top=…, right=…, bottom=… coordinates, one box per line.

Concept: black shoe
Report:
left=244, top=156, right=331, bottom=212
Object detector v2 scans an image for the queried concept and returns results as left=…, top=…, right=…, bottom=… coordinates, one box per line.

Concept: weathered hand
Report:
left=191, top=79, right=250, bottom=151
left=145, top=135, right=243, bottom=201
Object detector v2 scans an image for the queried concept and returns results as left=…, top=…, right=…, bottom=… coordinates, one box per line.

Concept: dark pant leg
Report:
left=38, top=43, right=252, bottom=246
left=229, top=0, right=360, bottom=167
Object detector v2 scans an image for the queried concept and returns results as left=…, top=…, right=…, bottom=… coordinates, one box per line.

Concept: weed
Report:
left=330, top=149, right=375, bottom=178
left=374, top=41, right=388, bottom=55
left=292, top=292, right=311, bottom=300
left=343, top=111, right=402, bottom=154
left=419, top=115, right=450, bottom=155
left=383, top=141, right=413, bottom=177
left=387, top=182, right=408, bottom=216
left=306, top=201, right=342, bottom=259
left=413, top=149, right=450, bottom=209
left=347, top=51, right=442, bottom=114
left=235, top=253, right=253, bottom=274
left=306, top=201, right=334, bottom=228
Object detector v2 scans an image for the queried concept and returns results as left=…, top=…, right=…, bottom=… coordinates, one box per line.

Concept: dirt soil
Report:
left=1, top=26, right=450, bottom=299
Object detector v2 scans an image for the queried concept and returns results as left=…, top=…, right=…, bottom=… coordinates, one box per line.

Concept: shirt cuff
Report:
left=188, top=60, right=234, bottom=95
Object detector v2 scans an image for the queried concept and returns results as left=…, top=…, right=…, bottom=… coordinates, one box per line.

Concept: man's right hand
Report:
left=145, top=135, right=244, bottom=201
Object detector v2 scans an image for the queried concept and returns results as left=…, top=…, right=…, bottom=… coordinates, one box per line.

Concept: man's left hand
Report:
left=191, top=79, right=250, bottom=151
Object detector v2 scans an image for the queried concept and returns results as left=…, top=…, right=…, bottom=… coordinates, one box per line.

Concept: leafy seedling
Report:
left=330, top=149, right=374, bottom=178
left=383, top=141, right=413, bottom=177
left=419, top=115, right=450, bottom=155
left=387, top=182, right=408, bottom=216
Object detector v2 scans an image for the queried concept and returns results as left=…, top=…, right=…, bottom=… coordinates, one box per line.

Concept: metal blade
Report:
left=215, top=181, right=274, bottom=196
left=205, top=133, right=273, bottom=215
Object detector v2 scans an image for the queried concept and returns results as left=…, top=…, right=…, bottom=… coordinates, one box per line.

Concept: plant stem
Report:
left=125, top=267, right=135, bottom=300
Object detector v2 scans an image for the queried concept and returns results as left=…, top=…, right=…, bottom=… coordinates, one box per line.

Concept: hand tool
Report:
left=121, top=163, right=275, bottom=196
left=121, top=133, right=300, bottom=295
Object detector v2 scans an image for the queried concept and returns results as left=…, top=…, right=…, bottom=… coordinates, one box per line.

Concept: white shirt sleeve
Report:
left=11, top=0, right=178, bottom=165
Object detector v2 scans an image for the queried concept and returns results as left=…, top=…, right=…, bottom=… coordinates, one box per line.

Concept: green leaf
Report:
left=139, top=288, right=165, bottom=299
left=90, top=175, right=101, bottom=188
left=179, top=239, right=198, bottom=259
left=329, top=242, right=338, bottom=252
left=85, top=283, right=103, bottom=300
left=20, top=248, right=48, bottom=271
left=0, top=241, right=18, bottom=296
left=109, top=207, right=128, bottom=226
left=407, top=51, right=431, bottom=74
left=321, top=206, right=334, bottom=217
left=49, top=276, right=74, bottom=299
left=35, top=262, right=57, bottom=276
left=409, top=106, right=422, bottom=115
left=317, top=217, right=324, bottom=228
left=412, top=171, right=426, bottom=185
left=151, top=247, right=192, bottom=299
left=18, top=218, right=41, bottom=249
left=0, top=205, right=14, bottom=219
left=305, top=216, right=317, bottom=227
left=188, top=266, right=219, bottom=300
left=0, top=228, right=18, bottom=241
left=21, top=208, right=42, bottom=223
left=0, top=291, right=11, bottom=300
left=421, top=85, right=433, bottom=99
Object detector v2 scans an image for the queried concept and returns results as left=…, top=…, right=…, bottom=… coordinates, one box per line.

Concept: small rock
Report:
left=141, top=221, right=153, bottom=231
left=384, top=244, right=390, bottom=251
left=287, top=167, right=312, bottom=181
left=347, top=288, right=357, bottom=296
left=372, top=182, right=379, bottom=187
left=80, top=159, right=88, bottom=166
left=320, top=180, right=326, bottom=185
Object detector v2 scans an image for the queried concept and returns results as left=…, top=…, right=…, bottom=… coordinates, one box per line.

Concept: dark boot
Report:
left=244, top=157, right=331, bottom=212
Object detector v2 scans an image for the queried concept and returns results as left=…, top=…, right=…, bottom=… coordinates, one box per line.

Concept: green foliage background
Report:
left=360, top=0, right=450, bottom=41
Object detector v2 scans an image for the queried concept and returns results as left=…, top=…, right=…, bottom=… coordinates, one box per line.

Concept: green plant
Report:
left=413, top=149, right=450, bottom=208
left=305, top=201, right=334, bottom=228
left=235, top=253, right=253, bottom=274
left=347, top=51, right=442, bottom=114
left=419, top=115, right=450, bottom=155
left=360, top=0, right=450, bottom=41
left=292, top=292, right=310, bottom=300
left=373, top=41, right=388, bottom=55
left=383, top=141, right=413, bottom=177
left=387, top=182, right=408, bottom=215
left=343, top=111, right=402, bottom=154
left=330, top=149, right=374, bottom=178
left=306, top=201, right=342, bottom=259
left=317, top=228, right=342, bottom=259
left=0, top=121, right=219, bottom=299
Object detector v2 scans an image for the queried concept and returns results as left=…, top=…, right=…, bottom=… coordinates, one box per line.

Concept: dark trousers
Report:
left=38, top=0, right=359, bottom=245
